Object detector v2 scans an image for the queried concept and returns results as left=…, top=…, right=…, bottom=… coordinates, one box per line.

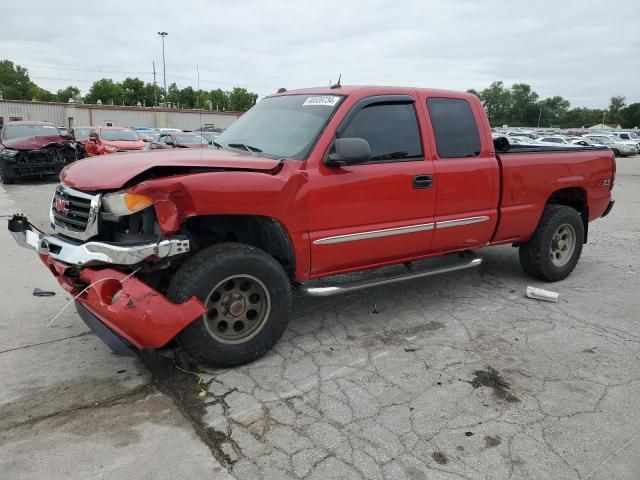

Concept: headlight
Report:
left=102, top=191, right=153, bottom=216
left=1, top=149, right=18, bottom=159
left=104, top=145, right=118, bottom=153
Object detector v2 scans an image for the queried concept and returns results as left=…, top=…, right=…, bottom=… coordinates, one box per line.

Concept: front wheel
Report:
left=0, top=158, right=16, bottom=184
left=519, top=205, right=584, bottom=282
left=167, top=243, right=292, bottom=367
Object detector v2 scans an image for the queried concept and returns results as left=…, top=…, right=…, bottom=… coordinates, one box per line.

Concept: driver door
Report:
left=308, top=95, right=436, bottom=276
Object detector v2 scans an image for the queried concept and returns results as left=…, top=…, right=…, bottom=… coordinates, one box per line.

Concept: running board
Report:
left=300, top=254, right=482, bottom=297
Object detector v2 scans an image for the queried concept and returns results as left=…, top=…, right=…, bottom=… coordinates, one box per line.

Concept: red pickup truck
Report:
left=8, top=86, right=615, bottom=367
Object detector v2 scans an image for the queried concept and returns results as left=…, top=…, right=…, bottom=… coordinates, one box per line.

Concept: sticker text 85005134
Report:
left=303, top=96, right=340, bottom=107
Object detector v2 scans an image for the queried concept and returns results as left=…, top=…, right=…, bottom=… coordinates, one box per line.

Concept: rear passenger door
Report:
left=421, top=96, right=500, bottom=252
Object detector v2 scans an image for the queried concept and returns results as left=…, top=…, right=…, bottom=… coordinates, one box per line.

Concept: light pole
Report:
left=158, top=32, right=168, bottom=105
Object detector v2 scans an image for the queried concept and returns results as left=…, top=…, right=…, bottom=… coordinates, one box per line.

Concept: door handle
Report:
left=413, top=175, right=433, bottom=189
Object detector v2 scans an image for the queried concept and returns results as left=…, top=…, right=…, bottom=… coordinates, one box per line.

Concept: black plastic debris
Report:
left=33, top=288, right=56, bottom=297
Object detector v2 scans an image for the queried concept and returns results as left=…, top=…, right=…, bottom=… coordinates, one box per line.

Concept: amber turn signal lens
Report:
left=123, top=193, right=153, bottom=213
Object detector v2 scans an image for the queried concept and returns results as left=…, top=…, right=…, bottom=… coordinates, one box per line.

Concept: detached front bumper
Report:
left=9, top=215, right=189, bottom=267
left=8, top=214, right=206, bottom=351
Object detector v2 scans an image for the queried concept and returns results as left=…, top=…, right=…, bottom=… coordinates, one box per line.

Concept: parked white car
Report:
left=582, top=135, right=636, bottom=157
left=609, top=132, right=640, bottom=152
left=535, top=136, right=579, bottom=146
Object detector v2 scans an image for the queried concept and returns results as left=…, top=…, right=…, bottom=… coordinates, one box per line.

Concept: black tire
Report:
left=167, top=243, right=292, bottom=367
left=612, top=148, right=620, bottom=157
left=519, top=205, right=584, bottom=282
left=0, top=158, right=16, bottom=184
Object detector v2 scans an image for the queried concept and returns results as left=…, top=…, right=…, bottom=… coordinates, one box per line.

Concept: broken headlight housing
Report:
left=102, top=191, right=153, bottom=216
left=1, top=149, right=18, bottom=160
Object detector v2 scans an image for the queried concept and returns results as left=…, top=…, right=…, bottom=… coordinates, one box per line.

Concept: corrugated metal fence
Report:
left=0, top=100, right=241, bottom=130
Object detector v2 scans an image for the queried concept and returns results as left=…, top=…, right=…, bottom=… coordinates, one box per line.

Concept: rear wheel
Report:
left=612, top=148, right=620, bottom=157
left=167, top=243, right=292, bottom=367
left=519, top=205, right=584, bottom=282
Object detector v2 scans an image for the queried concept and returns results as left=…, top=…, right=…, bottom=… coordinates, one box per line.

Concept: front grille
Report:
left=51, top=186, right=100, bottom=240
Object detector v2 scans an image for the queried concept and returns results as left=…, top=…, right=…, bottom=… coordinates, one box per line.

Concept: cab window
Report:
left=427, top=98, right=481, bottom=158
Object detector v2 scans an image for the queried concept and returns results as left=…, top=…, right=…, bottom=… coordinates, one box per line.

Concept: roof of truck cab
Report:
left=273, top=85, right=478, bottom=99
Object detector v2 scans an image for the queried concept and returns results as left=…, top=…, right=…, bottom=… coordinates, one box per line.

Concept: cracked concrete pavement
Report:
left=1, top=157, right=639, bottom=479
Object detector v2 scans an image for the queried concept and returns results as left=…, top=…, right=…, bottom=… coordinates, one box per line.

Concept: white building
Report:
left=0, top=100, right=241, bottom=130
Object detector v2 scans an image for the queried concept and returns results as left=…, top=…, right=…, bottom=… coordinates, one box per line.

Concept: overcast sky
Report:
left=1, top=0, right=638, bottom=108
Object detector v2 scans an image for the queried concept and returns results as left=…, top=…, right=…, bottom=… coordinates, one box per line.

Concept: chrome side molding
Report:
left=313, top=223, right=434, bottom=245
left=436, top=216, right=490, bottom=229
left=313, top=216, right=491, bottom=246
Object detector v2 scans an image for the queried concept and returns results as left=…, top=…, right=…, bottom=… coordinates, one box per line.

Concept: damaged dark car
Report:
left=0, top=121, right=82, bottom=184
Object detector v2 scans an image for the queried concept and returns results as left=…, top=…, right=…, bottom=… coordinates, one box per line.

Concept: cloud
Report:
left=1, top=0, right=638, bottom=107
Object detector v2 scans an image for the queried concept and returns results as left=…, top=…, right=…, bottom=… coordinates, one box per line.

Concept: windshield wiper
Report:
left=369, top=151, right=409, bottom=161
left=212, top=141, right=222, bottom=148
left=227, top=143, right=263, bottom=154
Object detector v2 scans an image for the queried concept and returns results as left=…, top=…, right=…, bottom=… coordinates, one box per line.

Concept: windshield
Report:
left=2, top=124, right=60, bottom=140
left=216, top=94, right=343, bottom=159
left=73, top=128, right=91, bottom=140
left=100, top=129, right=140, bottom=141
left=176, top=134, right=207, bottom=144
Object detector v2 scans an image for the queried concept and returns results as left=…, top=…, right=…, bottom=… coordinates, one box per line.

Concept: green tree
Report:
left=85, top=78, right=124, bottom=105
left=142, top=82, right=158, bottom=107
left=537, top=95, right=571, bottom=127
left=620, top=103, right=640, bottom=128
left=228, top=87, right=257, bottom=112
left=29, top=84, right=55, bottom=102
left=177, top=86, right=196, bottom=108
left=509, top=83, right=539, bottom=126
left=608, top=96, right=626, bottom=124
left=0, top=60, right=33, bottom=100
left=55, top=86, right=81, bottom=103
left=121, top=77, right=146, bottom=106
left=209, top=88, right=229, bottom=111
left=561, top=108, right=605, bottom=128
left=165, top=82, right=180, bottom=106
left=478, top=81, right=511, bottom=127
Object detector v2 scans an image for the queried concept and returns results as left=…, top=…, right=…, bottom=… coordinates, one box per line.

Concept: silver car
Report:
left=582, top=135, right=636, bottom=157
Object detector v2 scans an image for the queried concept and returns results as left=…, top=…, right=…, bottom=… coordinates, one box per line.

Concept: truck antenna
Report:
left=330, top=74, right=342, bottom=89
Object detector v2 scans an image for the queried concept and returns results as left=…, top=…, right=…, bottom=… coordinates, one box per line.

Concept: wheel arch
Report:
left=184, top=214, right=296, bottom=278
left=546, top=187, right=588, bottom=243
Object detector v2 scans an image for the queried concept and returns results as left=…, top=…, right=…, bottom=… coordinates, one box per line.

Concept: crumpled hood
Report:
left=60, top=148, right=283, bottom=191
left=2, top=135, right=73, bottom=150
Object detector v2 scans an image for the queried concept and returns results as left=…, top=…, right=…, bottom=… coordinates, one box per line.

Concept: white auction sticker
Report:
left=303, top=96, right=340, bottom=107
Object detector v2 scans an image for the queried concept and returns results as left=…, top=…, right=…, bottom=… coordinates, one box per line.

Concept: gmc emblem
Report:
left=54, top=197, right=70, bottom=214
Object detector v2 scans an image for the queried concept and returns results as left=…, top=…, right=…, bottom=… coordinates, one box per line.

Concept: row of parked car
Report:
left=0, top=120, right=226, bottom=183
left=70, top=125, right=225, bottom=157
left=493, top=129, right=640, bottom=157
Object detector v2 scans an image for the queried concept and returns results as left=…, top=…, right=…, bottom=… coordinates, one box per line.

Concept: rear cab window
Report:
left=427, top=98, right=481, bottom=158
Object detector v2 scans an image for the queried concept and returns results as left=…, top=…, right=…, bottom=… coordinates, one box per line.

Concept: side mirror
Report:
left=325, top=137, right=371, bottom=167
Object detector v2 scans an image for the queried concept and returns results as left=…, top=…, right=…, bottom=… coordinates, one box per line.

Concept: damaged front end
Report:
left=1, top=140, right=79, bottom=180
left=8, top=208, right=206, bottom=354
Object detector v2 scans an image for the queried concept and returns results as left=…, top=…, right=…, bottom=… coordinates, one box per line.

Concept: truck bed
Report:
left=492, top=146, right=615, bottom=244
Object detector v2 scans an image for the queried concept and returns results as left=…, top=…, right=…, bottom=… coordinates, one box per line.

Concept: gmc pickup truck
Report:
left=8, top=86, right=615, bottom=367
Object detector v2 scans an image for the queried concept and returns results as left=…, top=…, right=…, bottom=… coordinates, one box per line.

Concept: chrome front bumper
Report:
left=9, top=214, right=189, bottom=267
